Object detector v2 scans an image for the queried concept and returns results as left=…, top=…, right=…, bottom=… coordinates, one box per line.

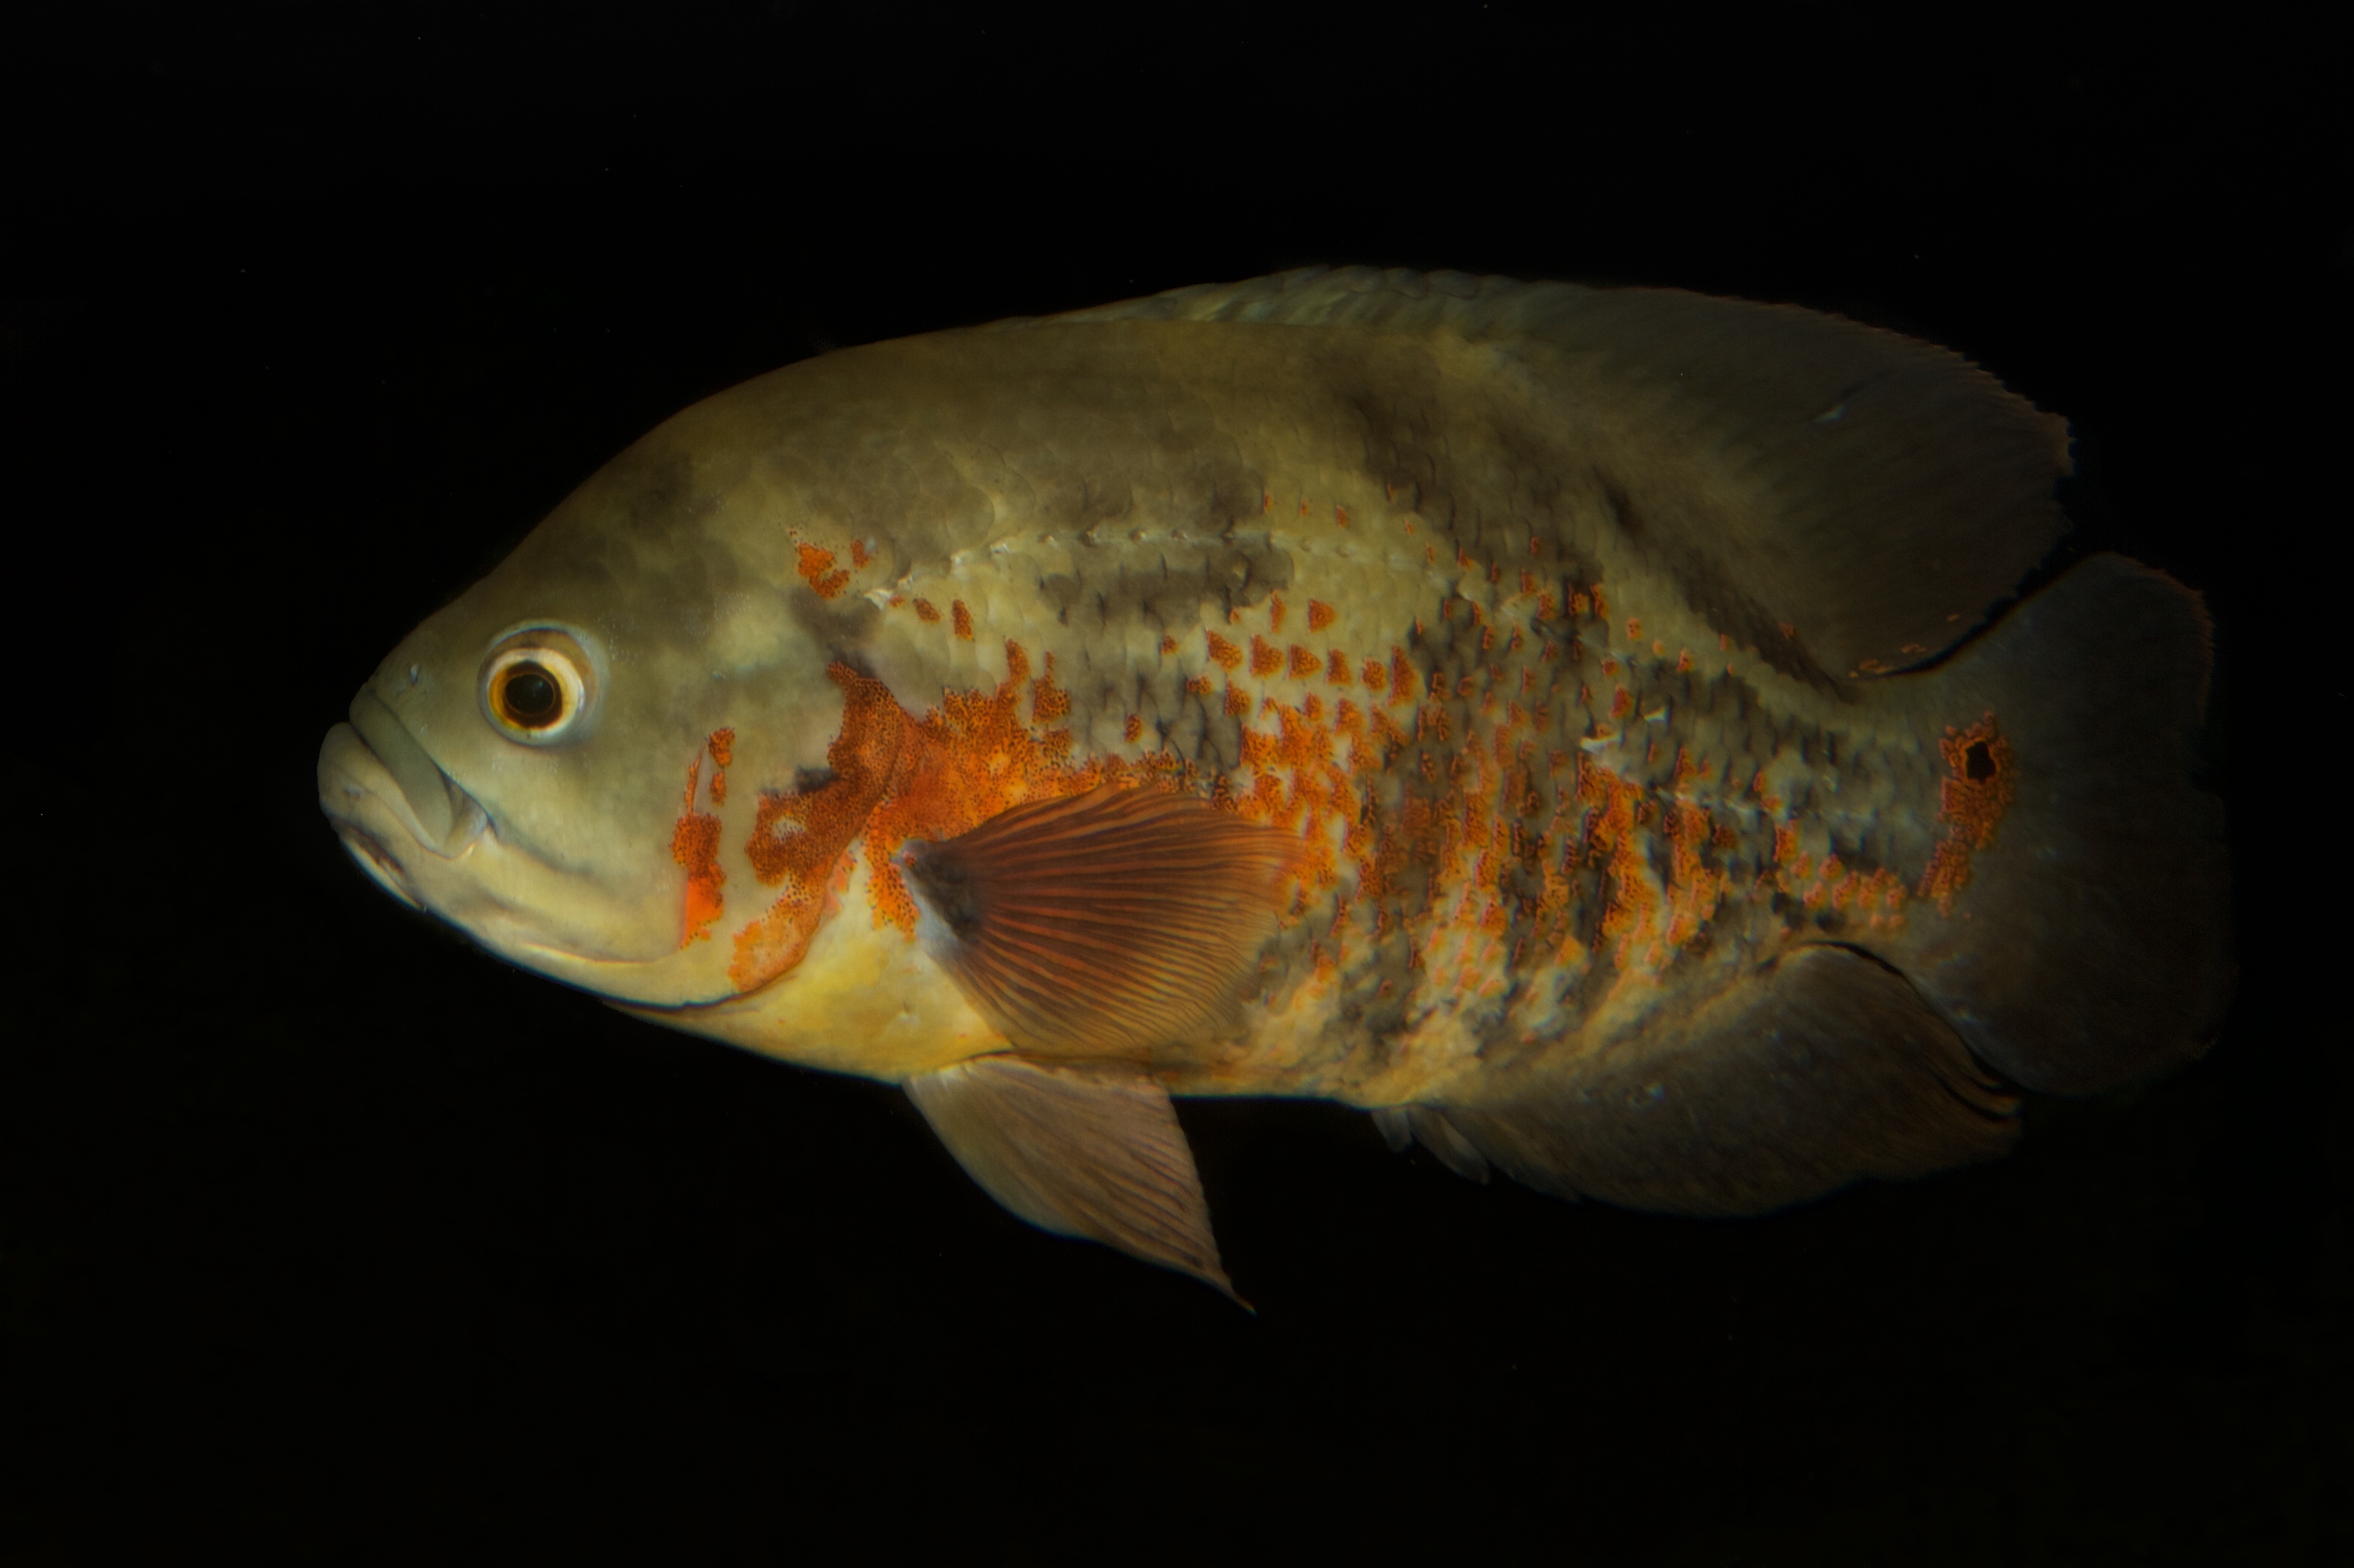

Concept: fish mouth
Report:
left=317, top=694, right=746, bottom=1007
left=318, top=690, right=493, bottom=907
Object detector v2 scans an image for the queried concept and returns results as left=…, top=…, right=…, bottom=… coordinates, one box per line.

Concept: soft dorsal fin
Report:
left=904, top=1054, right=1238, bottom=1301
left=899, top=785, right=1298, bottom=1060
left=1434, top=943, right=2019, bottom=1216
left=1010, top=266, right=2073, bottom=681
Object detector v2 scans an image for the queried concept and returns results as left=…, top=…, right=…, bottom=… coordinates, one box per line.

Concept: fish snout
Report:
left=318, top=697, right=492, bottom=909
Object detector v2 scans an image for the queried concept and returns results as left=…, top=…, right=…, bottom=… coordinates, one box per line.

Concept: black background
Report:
left=4, top=10, right=2345, bottom=1564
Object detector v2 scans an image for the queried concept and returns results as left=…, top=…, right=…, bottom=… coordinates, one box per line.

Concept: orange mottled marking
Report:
left=795, top=542, right=833, bottom=581
left=1269, top=595, right=1287, bottom=634
left=951, top=600, right=975, bottom=641
left=1917, top=715, right=2016, bottom=913
left=913, top=598, right=941, bottom=624
left=1661, top=799, right=1728, bottom=948
left=732, top=667, right=909, bottom=989
left=1160, top=635, right=1178, bottom=655
left=1334, top=505, right=1349, bottom=527
left=796, top=543, right=851, bottom=599
left=1003, top=639, right=1030, bottom=683
left=1327, top=649, right=1353, bottom=684
left=1124, top=713, right=1144, bottom=743
left=850, top=539, right=873, bottom=568
left=671, top=753, right=726, bottom=947
left=1224, top=682, right=1251, bottom=718
left=1610, top=687, right=1633, bottom=719
left=1030, top=651, right=1070, bottom=723
left=1206, top=630, right=1243, bottom=670
left=1250, top=635, right=1284, bottom=678
left=1577, top=762, right=1658, bottom=967
left=1361, top=656, right=1387, bottom=692
left=1307, top=600, right=1336, bottom=632
left=1288, top=644, right=1321, bottom=678
left=707, top=728, right=735, bottom=769
left=1184, top=673, right=1216, bottom=696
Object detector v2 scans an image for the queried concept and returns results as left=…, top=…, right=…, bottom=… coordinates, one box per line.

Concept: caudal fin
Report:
left=1892, top=552, right=2232, bottom=1093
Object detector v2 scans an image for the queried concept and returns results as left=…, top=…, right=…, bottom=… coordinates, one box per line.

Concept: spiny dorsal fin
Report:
left=900, top=785, right=1298, bottom=1060
left=904, top=1054, right=1238, bottom=1301
left=1438, top=943, right=2019, bottom=1216
left=1013, top=266, right=2073, bottom=681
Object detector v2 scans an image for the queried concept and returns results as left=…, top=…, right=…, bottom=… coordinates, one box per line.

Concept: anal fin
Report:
left=1441, top=944, right=2019, bottom=1216
left=906, top=1054, right=1240, bottom=1301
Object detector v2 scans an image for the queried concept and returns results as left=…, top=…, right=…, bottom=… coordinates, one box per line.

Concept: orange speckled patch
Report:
left=1307, top=600, right=1336, bottom=632
left=950, top=600, right=974, bottom=641
left=913, top=598, right=941, bottom=624
left=1206, top=630, right=1243, bottom=670
left=731, top=667, right=910, bottom=989
left=1288, top=644, right=1321, bottom=678
left=1327, top=649, right=1353, bottom=684
left=1250, top=635, right=1284, bottom=678
left=1268, top=595, right=1287, bottom=634
left=1578, top=762, right=1659, bottom=967
left=1124, top=713, right=1144, bottom=743
left=1030, top=650, right=1070, bottom=723
left=850, top=539, right=873, bottom=567
left=671, top=751, right=727, bottom=947
left=1159, top=635, right=1178, bottom=655
left=1918, top=715, right=2016, bottom=913
left=796, top=543, right=851, bottom=599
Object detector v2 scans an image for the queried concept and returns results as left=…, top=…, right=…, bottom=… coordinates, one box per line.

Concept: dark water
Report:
left=4, top=17, right=2344, bottom=1563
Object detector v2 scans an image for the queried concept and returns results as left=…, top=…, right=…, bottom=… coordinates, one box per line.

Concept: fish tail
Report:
left=1887, top=552, right=2231, bottom=1092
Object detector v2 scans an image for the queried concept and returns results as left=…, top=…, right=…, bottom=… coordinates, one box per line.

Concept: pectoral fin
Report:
left=905, top=1054, right=1239, bottom=1301
left=900, top=784, right=1297, bottom=1061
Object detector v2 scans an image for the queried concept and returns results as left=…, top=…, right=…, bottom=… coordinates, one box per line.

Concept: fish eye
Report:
left=479, top=630, right=596, bottom=744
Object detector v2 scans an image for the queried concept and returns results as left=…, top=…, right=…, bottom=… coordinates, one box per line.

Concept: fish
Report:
left=317, top=265, right=2233, bottom=1300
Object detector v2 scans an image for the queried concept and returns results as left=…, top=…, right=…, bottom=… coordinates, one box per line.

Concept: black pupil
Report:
left=503, top=664, right=561, bottom=726
left=1963, top=740, right=1995, bottom=781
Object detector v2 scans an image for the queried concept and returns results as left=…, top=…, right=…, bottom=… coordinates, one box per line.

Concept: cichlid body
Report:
left=319, top=268, right=2231, bottom=1296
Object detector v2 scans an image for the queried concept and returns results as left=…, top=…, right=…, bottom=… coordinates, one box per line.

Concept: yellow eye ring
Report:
left=479, top=630, right=596, bottom=744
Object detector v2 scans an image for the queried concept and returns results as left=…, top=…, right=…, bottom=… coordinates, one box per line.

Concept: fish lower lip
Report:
left=336, top=824, right=423, bottom=910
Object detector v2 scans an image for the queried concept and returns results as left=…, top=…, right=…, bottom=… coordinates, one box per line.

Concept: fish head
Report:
left=316, top=418, right=898, bottom=1017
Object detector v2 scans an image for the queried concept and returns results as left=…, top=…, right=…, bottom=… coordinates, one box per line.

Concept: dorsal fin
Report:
left=899, top=785, right=1298, bottom=1059
left=1007, top=266, right=2073, bottom=679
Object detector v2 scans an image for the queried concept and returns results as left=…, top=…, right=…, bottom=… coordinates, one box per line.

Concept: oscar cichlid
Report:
left=318, top=267, right=2232, bottom=1299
